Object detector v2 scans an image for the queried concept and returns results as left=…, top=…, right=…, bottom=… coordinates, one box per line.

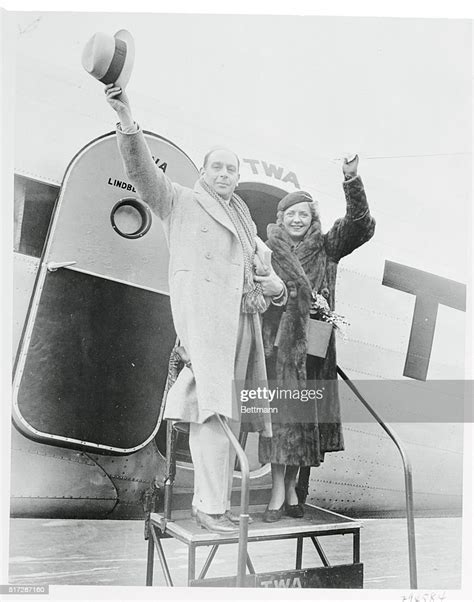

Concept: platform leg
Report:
left=296, top=537, right=303, bottom=569
left=146, top=535, right=155, bottom=586
left=164, top=420, right=178, bottom=520
left=311, top=536, right=331, bottom=567
left=246, top=553, right=255, bottom=574
left=198, top=545, right=219, bottom=580
left=151, top=527, right=174, bottom=586
left=188, top=544, right=196, bottom=585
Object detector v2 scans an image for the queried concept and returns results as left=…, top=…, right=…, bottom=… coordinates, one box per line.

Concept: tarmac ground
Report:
left=8, top=515, right=462, bottom=590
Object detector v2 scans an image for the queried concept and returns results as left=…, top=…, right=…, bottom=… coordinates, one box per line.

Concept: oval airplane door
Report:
left=13, top=131, right=198, bottom=454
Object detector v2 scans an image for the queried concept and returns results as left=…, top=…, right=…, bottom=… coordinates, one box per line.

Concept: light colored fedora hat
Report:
left=82, top=29, right=135, bottom=89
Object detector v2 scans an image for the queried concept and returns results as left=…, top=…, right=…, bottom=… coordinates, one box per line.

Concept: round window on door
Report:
left=110, top=197, right=152, bottom=239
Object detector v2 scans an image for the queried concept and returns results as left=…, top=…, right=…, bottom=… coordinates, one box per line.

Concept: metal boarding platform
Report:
left=143, top=347, right=417, bottom=589
left=144, top=405, right=364, bottom=589
left=145, top=504, right=363, bottom=588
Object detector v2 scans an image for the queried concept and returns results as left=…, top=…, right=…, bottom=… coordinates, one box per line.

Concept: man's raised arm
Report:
left=105, top=84, right=175, bottom=220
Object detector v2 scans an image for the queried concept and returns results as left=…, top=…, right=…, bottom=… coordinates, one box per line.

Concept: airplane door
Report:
left=13, top=131, right=198, bottom=454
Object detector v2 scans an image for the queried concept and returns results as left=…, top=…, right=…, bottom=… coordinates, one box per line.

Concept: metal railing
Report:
left=216, top=414, right=250, bottom=588
left=337, top=366, right=418, bottom=589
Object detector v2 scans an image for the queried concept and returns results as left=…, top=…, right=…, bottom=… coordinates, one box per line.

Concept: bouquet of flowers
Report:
left=309, top=291, right=349, bottom=338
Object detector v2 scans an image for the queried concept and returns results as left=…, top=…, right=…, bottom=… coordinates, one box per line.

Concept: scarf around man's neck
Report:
left=199, top=177, right=266, bottom=313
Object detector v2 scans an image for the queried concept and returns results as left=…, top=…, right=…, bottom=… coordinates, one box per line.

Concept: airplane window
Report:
left=110, top=197, right=152, bottom=239
left=113, top=204, right=143, bottom=234
left=14, top=175, right=59, bottom=258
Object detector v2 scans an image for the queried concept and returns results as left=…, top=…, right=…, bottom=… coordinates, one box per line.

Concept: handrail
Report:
left=216, top=414, right=250, bottom=588
left=337, top=366, right=418, bottom=589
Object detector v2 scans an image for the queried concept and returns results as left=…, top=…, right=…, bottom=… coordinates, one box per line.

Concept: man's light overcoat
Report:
left=117, top=126, right=270, bottom=426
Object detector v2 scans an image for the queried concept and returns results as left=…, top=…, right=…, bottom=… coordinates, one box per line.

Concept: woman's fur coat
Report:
left=260, top=175, right=375, bottom=466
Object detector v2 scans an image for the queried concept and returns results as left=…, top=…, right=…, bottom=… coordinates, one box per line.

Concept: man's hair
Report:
left=202, top=146, right=240, bottom=170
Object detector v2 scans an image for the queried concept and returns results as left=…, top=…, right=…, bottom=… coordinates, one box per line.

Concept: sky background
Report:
left=12, top=12, right=471, bottom=163
left=9, top=10, right=472, bottom=285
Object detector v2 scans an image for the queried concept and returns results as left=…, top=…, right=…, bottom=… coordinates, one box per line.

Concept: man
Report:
left=105, top=84, right=286, bottom=534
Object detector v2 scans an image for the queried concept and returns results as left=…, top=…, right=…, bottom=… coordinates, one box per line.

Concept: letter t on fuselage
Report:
left=382, top=260, right=466, bottom=380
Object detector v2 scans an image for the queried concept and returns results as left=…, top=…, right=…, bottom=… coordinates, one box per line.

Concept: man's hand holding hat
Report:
left=104, top=84, right=134, bottom=128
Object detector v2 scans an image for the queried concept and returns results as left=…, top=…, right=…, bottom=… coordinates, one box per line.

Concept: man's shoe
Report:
left=285, top=502, right=304, bottom=518
left=224, top=510, right=253, bottom=524
left=194, top=508, right=239, bottom=534
left=262, top=503, right=284, bottom=523
left=192, top=507, right=253, bottom=526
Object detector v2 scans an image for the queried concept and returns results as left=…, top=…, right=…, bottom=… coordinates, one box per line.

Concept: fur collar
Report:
left=266, top=221, right=327, bottom=300
left=267, top=220, right=324, bottom=265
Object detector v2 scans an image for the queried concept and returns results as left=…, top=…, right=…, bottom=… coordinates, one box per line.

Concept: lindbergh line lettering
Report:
left=107, top=177, right=137, bottom=192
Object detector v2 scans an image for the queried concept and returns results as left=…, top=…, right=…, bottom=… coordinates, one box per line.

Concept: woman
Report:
left=260, top=155, right=375, bottom=522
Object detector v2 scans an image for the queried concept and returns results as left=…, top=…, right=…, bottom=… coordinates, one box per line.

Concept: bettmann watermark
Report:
left=234, top=379, right=474, bottom=424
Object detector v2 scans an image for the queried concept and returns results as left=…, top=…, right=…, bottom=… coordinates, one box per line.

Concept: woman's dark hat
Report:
left=278, top=191, right=314, bottom=213
left=82, top=29, right=135, bottom=88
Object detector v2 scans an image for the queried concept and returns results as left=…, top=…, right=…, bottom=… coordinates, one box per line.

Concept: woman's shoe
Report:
left=263, top=503, right=285, bottom=523
left=285, top=502, right=304, bottom=518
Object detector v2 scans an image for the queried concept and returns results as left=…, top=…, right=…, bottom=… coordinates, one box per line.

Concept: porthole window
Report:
left=110, top=197, right=152, bottom=239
